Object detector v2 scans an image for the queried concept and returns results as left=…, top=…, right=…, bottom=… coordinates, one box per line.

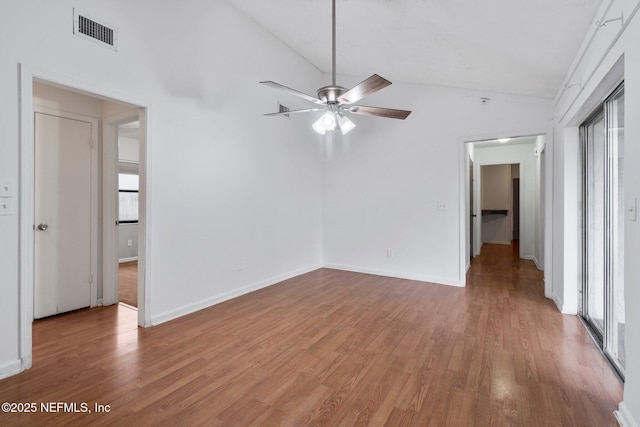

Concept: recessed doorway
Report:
left=462, top=134, right=548, bottom=283
left=19, top=66, right=149, bottom=371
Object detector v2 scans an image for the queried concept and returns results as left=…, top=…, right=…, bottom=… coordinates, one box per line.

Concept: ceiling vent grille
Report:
left=278, top=103, right=290, bottom=118
left=73, top=9, right=118, bottom=50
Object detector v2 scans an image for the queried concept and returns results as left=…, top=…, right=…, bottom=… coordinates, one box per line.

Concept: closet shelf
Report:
left=481, top=209, right=508, bottom=216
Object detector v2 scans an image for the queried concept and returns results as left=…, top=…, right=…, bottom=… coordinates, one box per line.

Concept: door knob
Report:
left=36, top=223, right=48, bottom=231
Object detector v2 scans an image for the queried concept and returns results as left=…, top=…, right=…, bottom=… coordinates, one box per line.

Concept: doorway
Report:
left=462, top=134, right=548, bottom=284
left=512, top=176, right=520, bottom=241
left=19, top=67, right=149, bottom=370
left=469, top=156, right=475, bottom=264
left=117, top=121, right=140, bottom=308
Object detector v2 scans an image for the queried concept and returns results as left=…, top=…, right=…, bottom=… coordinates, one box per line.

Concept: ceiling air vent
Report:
left=278, top=103, right=290, bottom=118
left=73, top=9, right=118, bottom=51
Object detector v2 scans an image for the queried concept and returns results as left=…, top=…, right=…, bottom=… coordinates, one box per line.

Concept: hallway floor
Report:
left=0, top=244, right=623, bottom=426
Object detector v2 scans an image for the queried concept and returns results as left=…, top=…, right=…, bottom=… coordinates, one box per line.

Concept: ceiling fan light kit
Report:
left=312, top=110, right=356, bottom=135
left=260, top=0, right=411, bottom=135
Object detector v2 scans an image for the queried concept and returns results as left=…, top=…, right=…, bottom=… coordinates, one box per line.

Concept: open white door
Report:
left=34, top=112, right=95, bottom=319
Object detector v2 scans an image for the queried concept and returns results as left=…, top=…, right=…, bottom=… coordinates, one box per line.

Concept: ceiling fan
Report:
left=260, top=0, right=412, bottom=135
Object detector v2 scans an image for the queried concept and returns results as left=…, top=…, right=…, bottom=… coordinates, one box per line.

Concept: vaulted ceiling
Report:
left=227, top=0, right=602, bottom=98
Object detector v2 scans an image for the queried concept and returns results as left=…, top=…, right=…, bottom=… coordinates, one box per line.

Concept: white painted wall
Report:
left=118, top=224, right=138, bottom=261
left=322, top=80, right=552, bottom=286
left=553, top=0, right=640, bottom=424
left=0, top=0, right=323, bottom=378
left=118, top=137, right=139, bottom=163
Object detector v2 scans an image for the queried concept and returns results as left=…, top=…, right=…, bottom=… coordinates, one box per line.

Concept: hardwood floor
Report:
left=118, top=261, right=137, bottom=308
left=0, top=244, right=622, bottom=426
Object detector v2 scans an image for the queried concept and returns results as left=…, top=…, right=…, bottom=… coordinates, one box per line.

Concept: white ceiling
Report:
left=227, top=0, right=602, bottom=98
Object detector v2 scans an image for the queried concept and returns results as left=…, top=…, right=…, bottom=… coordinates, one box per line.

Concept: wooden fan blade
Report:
left=264, top=108, right=323, bottom=116
left=337, top=74, right=392, bottom=105
left=348, top=105, right=412, bottom=120
left=260, top=81, right=325, bottom=105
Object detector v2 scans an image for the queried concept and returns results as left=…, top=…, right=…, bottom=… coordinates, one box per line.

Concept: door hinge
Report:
left=90, top=138, right=95, bottom=148
left=89, top=273, right=94, bottom=284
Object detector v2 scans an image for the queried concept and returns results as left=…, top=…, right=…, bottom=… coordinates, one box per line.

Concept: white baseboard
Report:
left=532, top=256, right=543, bottom=270
left=150, top=264, right=322, bottom=326
left=119, top=257, right=138, bottom=263
left=550, top=293, right=563, bottom=312
left=0, top=359, right=23, bottom=380
left=549, top=296, right=577, bottom=315
left=615, top=402, right=639, bottom=427
left=323, top=263, right=463, bottom=288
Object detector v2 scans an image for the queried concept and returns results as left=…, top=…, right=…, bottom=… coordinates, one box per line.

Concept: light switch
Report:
left=0, top=182, right=12, bottom=197
left=628, top=197, right=638, bottom=222
left=0, top=198, right=13, bottom=215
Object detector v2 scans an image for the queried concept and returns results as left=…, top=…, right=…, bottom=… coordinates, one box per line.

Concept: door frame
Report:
left=102, top=113, right=142, bottom=307
left=458, top=130, right=551, bottom=286
left=469, top=156, right=474, bottom=265
left=33, top=107, right=99, bottom=313
left=19, top=64, right=152, bottom=371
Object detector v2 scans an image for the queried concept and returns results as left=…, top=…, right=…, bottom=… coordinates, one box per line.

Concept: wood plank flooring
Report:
left=0, top=244, right=623, bottom=426
left=118, top=261, right=137, bottom=308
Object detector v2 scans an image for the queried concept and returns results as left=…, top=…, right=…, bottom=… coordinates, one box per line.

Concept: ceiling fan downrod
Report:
left=317, top=0, right=347, bottom=105
left=332, top=0, right=336, bottom=86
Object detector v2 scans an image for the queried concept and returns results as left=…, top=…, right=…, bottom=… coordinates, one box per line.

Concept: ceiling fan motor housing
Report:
left=317, top=85, right=348, bottom=103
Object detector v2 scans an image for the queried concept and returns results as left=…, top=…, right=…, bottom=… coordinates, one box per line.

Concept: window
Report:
left=579, top=82, right=625, bottom=378
left=119, top=173, right=139, bottom=224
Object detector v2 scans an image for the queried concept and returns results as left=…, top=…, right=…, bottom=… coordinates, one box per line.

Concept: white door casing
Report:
left=34, top=112, right=98, bottom=318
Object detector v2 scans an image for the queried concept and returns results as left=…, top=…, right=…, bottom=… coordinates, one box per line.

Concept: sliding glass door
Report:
left=580, top=82, right=625, bottom=378
left=583, top=112, right=606, bottom=336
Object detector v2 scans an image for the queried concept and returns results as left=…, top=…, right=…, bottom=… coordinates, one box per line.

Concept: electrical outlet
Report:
left=437, top=201, right=447, bottom=211
left=0, top=198, right=13, bottom=215
left=387, top=248, right=394, bottom=258
left=237, top=265, right=245, bottom=272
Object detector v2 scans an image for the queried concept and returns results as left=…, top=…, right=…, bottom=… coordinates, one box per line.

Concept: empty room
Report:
left=0, top=0, right=639, bottom=425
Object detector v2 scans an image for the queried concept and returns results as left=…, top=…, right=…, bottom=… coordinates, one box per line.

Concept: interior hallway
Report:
left=0, top=245, right=623, bottom=426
